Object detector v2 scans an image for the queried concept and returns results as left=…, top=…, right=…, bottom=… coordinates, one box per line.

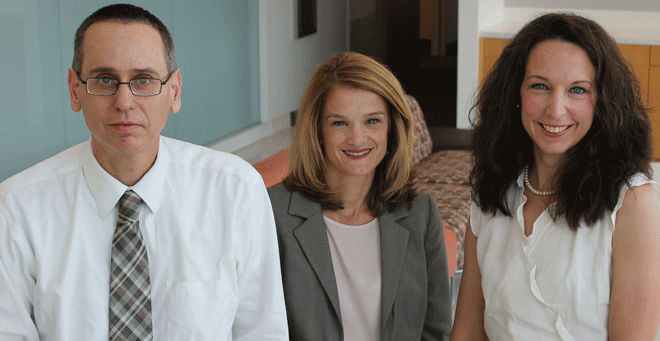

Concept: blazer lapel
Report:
left=379, top=207, right=410, bottom=330
left=289, top=192, right=342, bottom=321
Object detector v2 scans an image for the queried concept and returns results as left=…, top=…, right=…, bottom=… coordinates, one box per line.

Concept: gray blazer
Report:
left=268, top=183, right=451, bottom=341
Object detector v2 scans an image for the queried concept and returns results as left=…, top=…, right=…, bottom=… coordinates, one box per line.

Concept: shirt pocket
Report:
left=166, top=278, right=238, bottom=340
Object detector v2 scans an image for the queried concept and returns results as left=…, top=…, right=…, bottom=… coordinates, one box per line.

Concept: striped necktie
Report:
left=109, top=190, right=153, bottom=341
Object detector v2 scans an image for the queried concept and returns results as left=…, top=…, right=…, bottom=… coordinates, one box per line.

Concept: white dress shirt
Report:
left=471, top=172, right=656, bottom=340
left=0, top=136, right=288, bottom=340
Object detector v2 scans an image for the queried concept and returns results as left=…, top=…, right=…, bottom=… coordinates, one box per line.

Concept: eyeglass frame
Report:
left=75, top=71, right=175, bottom=97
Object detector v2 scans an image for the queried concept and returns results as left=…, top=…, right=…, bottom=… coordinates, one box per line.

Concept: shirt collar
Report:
left=82, top=137, right=169, bottom=217
left=516, top=168, right=525, bottom=189
left=132, top=138, right=168, bottom=214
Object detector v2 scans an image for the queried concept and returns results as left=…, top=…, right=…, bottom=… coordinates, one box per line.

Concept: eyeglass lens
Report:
left=86, top=78, right=162, bottom=96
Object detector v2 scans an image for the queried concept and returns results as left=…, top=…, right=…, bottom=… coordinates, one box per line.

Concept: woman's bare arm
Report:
left=609, top=183, right=660, bottom=340
left=451, top=222, right=488, bottom=341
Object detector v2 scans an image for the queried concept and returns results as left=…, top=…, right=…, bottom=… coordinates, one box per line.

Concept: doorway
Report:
left=349, top=0, right=458, bottom=127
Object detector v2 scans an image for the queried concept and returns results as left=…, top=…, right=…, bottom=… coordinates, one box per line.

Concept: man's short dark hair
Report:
left=72, top=3, right=177, bottom=75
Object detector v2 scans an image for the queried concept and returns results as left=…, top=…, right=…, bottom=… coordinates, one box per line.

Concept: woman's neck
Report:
left=531, top=153, right=565, bottom=192
left=323, top=172, right=375, bottom=225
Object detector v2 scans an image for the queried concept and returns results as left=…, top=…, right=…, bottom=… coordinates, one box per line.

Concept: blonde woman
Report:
left=268, top=52, right=452, bottom=340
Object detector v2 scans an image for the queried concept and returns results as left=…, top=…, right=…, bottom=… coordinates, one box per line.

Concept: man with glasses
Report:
left=0, top=4, right=287, bottom=340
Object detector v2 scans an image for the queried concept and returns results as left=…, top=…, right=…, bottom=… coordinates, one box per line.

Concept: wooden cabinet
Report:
left=479, top=38, right=660, bottom=159
left=649, top=46, right=660, bottom=159
left=479, top=38, right=509, bottom=87
left=619, top=44, right=650, bottom=106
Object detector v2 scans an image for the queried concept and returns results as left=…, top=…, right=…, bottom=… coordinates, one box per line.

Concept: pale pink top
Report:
left=325, top=216, right=381, bottom=341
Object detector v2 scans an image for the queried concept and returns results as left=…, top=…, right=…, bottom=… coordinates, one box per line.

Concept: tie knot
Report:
left=118, top=190, right=142, bottom=224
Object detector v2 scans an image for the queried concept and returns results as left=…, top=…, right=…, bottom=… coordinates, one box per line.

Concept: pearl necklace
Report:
left=524, top=165, right=556, bottom=196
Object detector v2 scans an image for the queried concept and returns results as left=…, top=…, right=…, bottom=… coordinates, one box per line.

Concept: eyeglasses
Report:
left=76, top=72, right=174, bottom=97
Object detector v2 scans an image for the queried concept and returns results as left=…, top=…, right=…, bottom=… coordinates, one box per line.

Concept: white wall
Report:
left=505, top=0, right=660, bottom=12
left=262, top=0, right=348, bottom=125
left=210, top=0, right=348, bottom=152
left=456, top=0, right=504, bottom=128
left=456, top=0, right=478, bottom=129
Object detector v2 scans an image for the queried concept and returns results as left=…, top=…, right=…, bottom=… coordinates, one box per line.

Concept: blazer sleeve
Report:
left=267, top=183, right=343, bottom=340
left=421, top=194, right=452, bottom=341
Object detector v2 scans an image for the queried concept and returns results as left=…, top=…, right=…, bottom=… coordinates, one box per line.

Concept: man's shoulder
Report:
left=0, top=142, right=87, bottom=195
left=162, top=137, right=260, bottom=182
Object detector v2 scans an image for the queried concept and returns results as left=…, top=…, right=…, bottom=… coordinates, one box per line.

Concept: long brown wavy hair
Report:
left=470, top=12, right=652, bottom=229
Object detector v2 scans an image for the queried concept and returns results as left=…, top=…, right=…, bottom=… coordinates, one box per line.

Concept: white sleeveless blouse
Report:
left=471, top=173, right=656, bottom=340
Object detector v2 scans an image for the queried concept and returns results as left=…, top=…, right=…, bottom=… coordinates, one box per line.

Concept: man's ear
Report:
left=169, top=69, right=182, bottom=114
left=67, top=68, right=82, bottom=112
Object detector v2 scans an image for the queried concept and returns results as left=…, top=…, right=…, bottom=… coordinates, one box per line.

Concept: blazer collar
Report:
left=289, top=191, right=342, bottom=321
left=288, top=190, right=323, bottom=218
left=379, top=204, right=411, bottom=330
left=287, top=190, right=413, bottom=221
left=288, top=191, right=413, bottom=331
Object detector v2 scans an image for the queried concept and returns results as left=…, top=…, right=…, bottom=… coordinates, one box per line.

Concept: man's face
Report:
left=68, top=21, right=181, bottom=164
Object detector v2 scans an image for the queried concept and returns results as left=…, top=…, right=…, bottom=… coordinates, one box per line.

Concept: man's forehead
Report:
left=84, top=20, right=161, bottom=39
left=80, top=21, right=167, bottom=74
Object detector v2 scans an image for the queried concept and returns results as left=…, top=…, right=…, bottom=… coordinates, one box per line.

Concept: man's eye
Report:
left=99, top=77, right=114, bottom=85
left=135, top=78, right=151, bottom=85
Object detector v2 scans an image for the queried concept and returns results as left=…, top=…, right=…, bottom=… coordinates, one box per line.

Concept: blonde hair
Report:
left=283, top=52, right=416, bottom=215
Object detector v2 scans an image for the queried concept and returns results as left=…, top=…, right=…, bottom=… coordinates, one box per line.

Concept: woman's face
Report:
left=520, top=40, right=597, bottom=163
left=320, top=85, right=389, bottom=183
